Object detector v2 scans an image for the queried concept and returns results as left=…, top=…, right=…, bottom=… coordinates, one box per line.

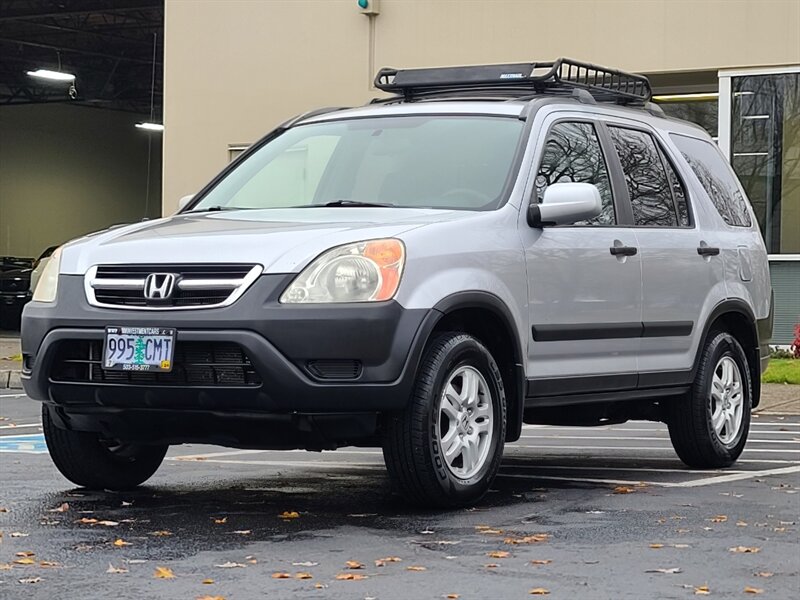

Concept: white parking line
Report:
left=519, top=435, right=800, bottom=444
left=514, top=444, right=800, bottom=453
left=0, top=423, right=40, bottom=430
left=671, top=465, right=800, bottom=487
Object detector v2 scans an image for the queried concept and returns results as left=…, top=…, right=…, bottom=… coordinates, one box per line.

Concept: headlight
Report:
left=32, top=246, right=62, bottom=303
left=280, top=239, right=405, bottom=304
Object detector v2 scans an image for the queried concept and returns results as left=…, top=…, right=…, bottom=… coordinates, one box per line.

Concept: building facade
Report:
left=162, top=0, right=800, bottom=342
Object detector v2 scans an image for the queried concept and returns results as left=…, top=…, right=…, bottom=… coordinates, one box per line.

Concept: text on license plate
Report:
left=103, top=326, right=176, bottom=372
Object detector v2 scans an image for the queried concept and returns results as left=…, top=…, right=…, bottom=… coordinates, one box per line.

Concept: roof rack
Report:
left=374, top=58, right=652, bottom=105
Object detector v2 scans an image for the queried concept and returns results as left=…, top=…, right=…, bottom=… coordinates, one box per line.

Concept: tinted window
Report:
left=661, top=148, right=691, bottom=227
left=671, top=134, right=753, bottom=227
left=608, top=127, right=678, bottom=227
left=535, top=122, right=615, bottom=225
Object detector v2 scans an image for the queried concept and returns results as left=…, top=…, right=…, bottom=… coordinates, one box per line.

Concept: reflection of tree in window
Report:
left=535, top=122, right=615, bottom=225
left=672, top=134, right=753, bottom=227
left=661, top=148, right=691, bottom=226
left=609, top=127, right=678, bottom=227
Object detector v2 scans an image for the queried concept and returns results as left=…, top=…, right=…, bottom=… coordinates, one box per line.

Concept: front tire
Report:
left=383, top=332, right=506, bottom=507
left=668, top=331, right=752, bottom=468
left=43, top=405, right=167, bottom=490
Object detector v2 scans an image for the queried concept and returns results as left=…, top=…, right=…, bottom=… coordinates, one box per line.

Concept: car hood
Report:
left=59, top=207, right=471, bottom=275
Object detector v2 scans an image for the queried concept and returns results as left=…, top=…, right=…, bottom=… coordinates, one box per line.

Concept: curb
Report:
left=1, top=369, right=23, bottom=390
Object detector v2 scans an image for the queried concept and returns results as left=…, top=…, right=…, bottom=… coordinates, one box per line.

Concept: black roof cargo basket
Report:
left=374, top=58, right=652, bottom=105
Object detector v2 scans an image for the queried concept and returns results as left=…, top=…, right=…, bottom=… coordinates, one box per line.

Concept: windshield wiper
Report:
left=320, top=200, right=394, bottom=208
left=187, top=205, right=250, bottom=213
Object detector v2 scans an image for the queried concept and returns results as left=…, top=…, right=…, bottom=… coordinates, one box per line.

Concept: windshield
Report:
left=190, top=115, right=524, bottom=212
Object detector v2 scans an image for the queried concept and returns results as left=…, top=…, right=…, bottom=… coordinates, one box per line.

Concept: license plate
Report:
left=103, top=326, right=176, bottom=372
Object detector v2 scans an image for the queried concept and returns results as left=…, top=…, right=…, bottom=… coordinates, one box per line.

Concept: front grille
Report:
left=51, top=340, right=262, bottom=386
left=306, top=359, right=362, bottom=380
left=86, top=264, right=261, bottom=310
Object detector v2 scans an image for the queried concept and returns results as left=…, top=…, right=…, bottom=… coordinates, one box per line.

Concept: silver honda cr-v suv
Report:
left=22, top=59, right=772, bottom=507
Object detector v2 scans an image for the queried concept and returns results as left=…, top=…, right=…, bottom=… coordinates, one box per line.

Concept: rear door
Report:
left=521, top=115, right=643, bottom=397
left=604, top=122, right=726, bottom=382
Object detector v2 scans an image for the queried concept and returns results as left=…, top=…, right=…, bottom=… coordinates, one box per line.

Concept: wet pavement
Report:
left=1, top=391, right=799, bottom=599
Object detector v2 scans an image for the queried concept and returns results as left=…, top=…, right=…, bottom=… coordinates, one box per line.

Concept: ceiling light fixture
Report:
left=135, top=122, right=164, bottom=131
left=26, top=68, right=75, bottom=82
left=651, top=92, right=719, bottom=102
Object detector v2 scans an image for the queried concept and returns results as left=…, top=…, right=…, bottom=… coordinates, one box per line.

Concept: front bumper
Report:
left=22, top=274, right=435, bottom=417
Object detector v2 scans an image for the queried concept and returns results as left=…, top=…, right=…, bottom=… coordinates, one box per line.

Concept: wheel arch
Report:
left=427, top=291, right=525, bottom=442
left=695, top=299, right=761, bottom=407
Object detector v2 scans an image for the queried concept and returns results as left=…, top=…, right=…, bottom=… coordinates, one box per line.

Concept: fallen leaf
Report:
left=215, top=562, right=246, bottom=569
left=477, top=528, right=504, bottom=535
left=755, top=572, right=773, bottom=578
left=154, top=566, right=175, bottom=579
left=487, top=551, right=510, bottom=559
left=530, top=560, right=552, bottom=565
left=345, top=560, right=364, bottom=569
left=744, top=587, right=763, bottom=595
left=377, top=556, right=401, bottom=563
left=279, top=511, right=300, bottom=519
left=710, top=515, right=728, bottom=523
left=505, top=534, right=550, bottom=545
left=213, top=517, right=227, bottom=524
left=48, top=502, right=69, bottom=513
left=407, top=565, right=427, bottom=571
left=150, top=530, right=172, bottom=537
left=106, top=564, right=129, bottom=574
left=295, top=572, right=313, bottom=579
left=315, top=583, right=328, bottom=589
left=613, top=486, right=635, bottom=494
left=646, top=567, right=682, bottom=574
left=335, top=573, right=368, bottom=580
left=292, top=561, right=318, bottom=567
left=10, top=532, right=29, bottom=537
left=39, top=561, right=60, bottom=568
left=673, top=544, right=690, bottom=549
left=113, top=538, right=132, bottom=547
left=14, top=558, right=36, bottom=565
left=271, top=572, right=291, bottom=579
left=18, top=577, right=41, bottom=584
left=196, top=596, right=225, bottom=600
left=446, top=595, right=460, bottom=599
left=202, top=578, right=215, bottom=584
left=76, top=517, right=98, bottom=524
left=16, top=551, right=35, bottom=557
left=694, top=585, right=711, bottom=595
left=0, top=507, right=8, bottom=512
left=121, top=501, right=133, bottom=507
left=97, top=520, right=119, bottom=527
left=0, top=563, right=12, bottom=571
left=529, top=589, right=550, bottom=595
left=484, top=563, right=499, bottom=568
left=649, top=544, right=665, bottom=549
left=736, top=521, right=748, bottom=527
left=729, top=546, right=760, bottom=554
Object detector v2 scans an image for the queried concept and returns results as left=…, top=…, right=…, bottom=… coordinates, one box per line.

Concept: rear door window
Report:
left=608, top=127, right=679, bottom=227
left=670, top=134, right=753, bottom=227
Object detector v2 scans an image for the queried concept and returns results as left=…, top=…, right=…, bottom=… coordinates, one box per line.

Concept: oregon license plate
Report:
left=103, top=326, right=176, bottom=372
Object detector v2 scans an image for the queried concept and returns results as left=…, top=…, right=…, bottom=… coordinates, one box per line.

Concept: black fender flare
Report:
left=425, top=291, right=525, bottom=443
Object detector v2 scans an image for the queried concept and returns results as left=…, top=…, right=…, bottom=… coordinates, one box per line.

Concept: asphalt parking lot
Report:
left=1, top=391, right=798, bottom=599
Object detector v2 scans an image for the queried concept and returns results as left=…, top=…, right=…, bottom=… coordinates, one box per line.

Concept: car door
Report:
left=521, top=116, right=643, bottom=398
left=604, top=123, right=726, bottom=382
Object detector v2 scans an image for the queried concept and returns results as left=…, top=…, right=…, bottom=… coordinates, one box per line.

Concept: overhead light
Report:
left=651, top=92, right=719, bottom=102
left=27, top=68, right=75, bottom=82
left=135, top=122, right=164, bottom=132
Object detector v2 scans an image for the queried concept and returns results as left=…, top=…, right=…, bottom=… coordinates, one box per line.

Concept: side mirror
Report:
left=177, top=194, right=195, bottom=212
left=527, top=182, right=602, bottom=227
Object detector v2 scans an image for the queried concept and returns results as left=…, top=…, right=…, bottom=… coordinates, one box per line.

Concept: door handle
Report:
left=697, top=246, right=720, bottom=257
left=610, top=245, right=637, bottom=257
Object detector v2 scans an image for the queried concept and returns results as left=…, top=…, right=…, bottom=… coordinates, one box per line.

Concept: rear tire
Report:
left=43, top=405, right=167, bottom=489
left=383, top=332, right=506, bottom=507
left=668, top=331, right=752, bottom=468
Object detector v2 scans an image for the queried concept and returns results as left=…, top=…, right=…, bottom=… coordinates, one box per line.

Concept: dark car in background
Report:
left=0, top=247, right=58, bottom=330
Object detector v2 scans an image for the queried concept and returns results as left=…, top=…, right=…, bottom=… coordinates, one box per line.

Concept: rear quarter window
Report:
left=670, top=134, right=753, bottom=227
